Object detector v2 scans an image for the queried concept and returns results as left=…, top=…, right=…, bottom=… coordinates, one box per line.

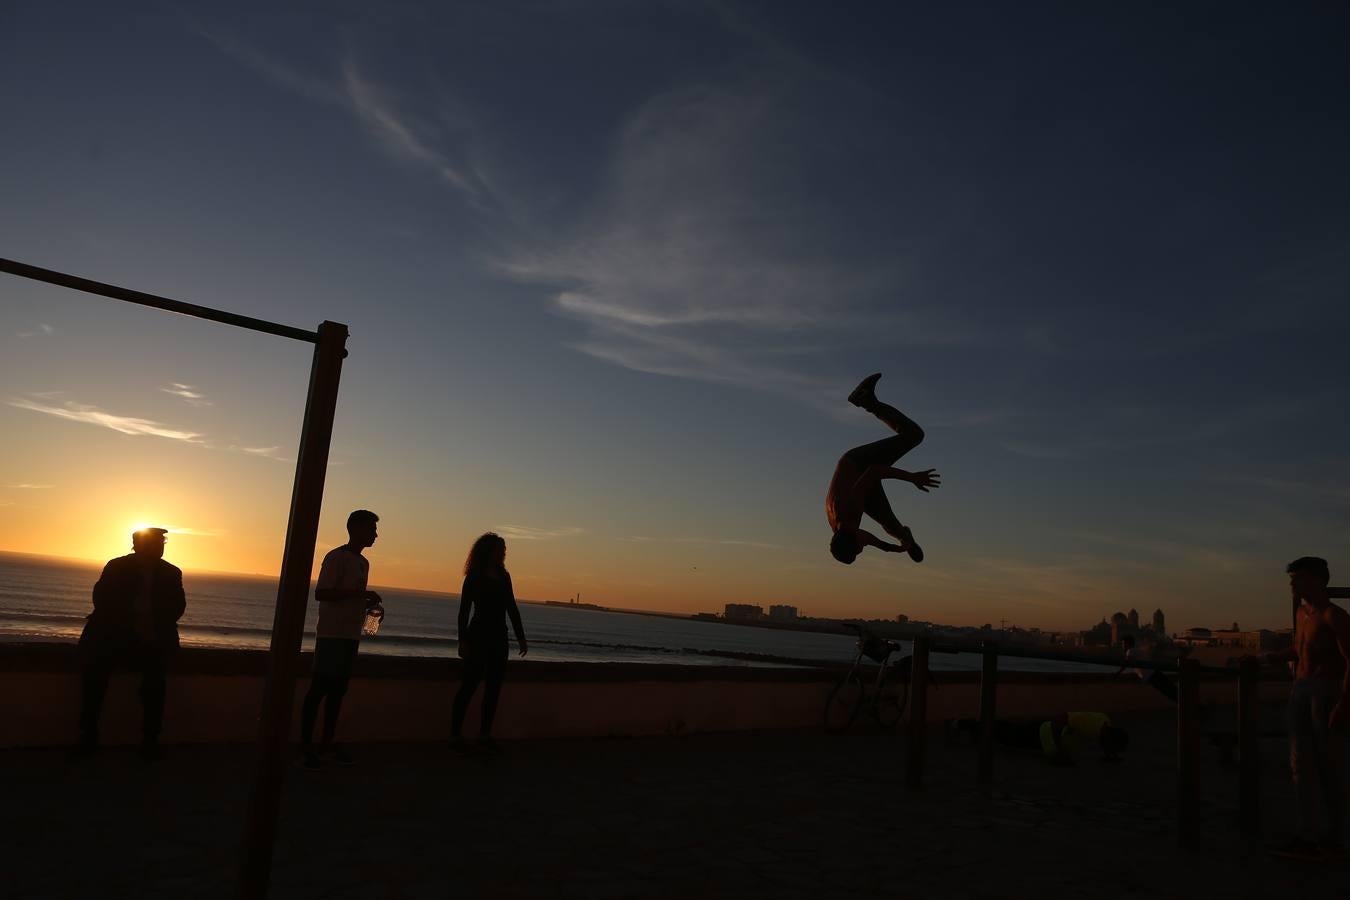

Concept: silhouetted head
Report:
left=465, top=532, right=508, bottom=576
left=1287, top=556, right=1330, bottom=603
left=347, top=510, right=379, bottom=549
left=830, top=531, right=859, bottom=565
left=132, top=527, right=168, bottom=560
left=1100, top=725, right=1130, bottom=759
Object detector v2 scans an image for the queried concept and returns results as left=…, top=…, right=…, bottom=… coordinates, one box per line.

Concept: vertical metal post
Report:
left=978, top=642, right=998, bottom=786
left=906, top=636, right=930, bottom=790
left=1177, top=657, right=1200, bottom=849
left=238, top=321, right=348, bottom=899
left=1238, top=657, right=1261, bottom=839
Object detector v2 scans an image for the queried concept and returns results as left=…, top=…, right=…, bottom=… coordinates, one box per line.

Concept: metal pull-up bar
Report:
left=0, top=257, right=318, bottom=343
left=1, top=257, right=345, bottom=899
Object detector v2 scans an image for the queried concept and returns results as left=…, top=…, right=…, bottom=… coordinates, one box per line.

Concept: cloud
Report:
left=161, top=383, right=212, bottom=406
left=494, top=525, right=586, bottom=541
left=7, top=483, right=53, bottom=489
left=341, top=60, right=480, bottom=197
left=9, top=398, right=203, bottom=443
left=240, top=445, right=290, bottom=462
left=497, top=57, right=967, bottom=408
left=191, top=25, right=484, bottom=202
left=16, top=323, right=54, bottom=338
left=187, top=23, right=345, bottom=107
left=624, top=535, right=781, bottom=551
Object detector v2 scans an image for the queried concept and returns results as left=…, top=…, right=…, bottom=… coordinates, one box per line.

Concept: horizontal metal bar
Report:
left=880, top=629, right=1234, bottom=675
left=0, top=257, right=317, bottom=343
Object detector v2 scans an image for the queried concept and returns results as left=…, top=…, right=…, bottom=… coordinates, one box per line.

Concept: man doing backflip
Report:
left=827, top=373, right=941, bottom=565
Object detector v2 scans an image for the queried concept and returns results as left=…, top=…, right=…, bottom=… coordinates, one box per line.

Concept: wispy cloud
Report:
left=187, top=23, right=344, bottom=106
left=240, top=445, right=290, bottom=462
left=341, top=60, right=480, bottom=198
left=1207, top=472, right=1350, bottom=504
left=161, top=383, right=212, bottom=406
left=7, top=483, right=53, bottom=489
left=191, top=24, right=484, bottom=202
left=494, top=525, right=586, bottom=541
left=164, top=526, right=221, bottom=537
left=16, top=323, right=54, bottom=338
left=498, top=61, right=968, bottom=408
left=1070, top=531, right=1250, bottom=574
left=624, top=535, right=781, bottom=551
left=9, top=398, right=203, bottom=443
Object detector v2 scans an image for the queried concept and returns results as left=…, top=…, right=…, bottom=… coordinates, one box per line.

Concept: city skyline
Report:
left=3, top=3, right=1348, bottom=632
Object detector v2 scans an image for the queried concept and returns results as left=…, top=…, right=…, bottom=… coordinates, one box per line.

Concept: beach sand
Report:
left=2, top=708, right=1342, bottom=899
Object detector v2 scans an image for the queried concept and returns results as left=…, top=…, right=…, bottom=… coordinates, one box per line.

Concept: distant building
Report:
left=1173, top=627, right=1279, bottom=650
left=768, top=604, right=799, bottom=622
left=1081, top=620, right=1112, bottom=647
left=724, top=603, right=764, bottom=622
left=896, top=614, right=909, bottom=625
left=1109, top=612, right=1129, bottom=647
left=1128, top=609, right=1140, bottom=630
left=1153, top=609, right=1166, bottom=636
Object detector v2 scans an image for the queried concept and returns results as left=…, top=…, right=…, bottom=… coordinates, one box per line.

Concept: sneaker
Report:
left=898, top=526, right=924, bottom=563
left=301, top=749, right=322, bottom=771
left=848, top=373, right=882, bottom=408
left=327, top=745, right=356, bottom=767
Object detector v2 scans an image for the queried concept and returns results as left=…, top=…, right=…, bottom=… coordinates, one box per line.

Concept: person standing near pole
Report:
left=299, top=509, right=381, bottom=769
left=1264, top=556, right=1350, bottom=859
left=76, top=527, right=186, bottom=760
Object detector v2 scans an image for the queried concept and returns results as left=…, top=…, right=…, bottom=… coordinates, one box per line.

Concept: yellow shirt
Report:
left=1040, top=712, right=1111, bottom=758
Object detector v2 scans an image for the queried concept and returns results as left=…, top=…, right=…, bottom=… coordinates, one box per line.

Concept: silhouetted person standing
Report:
left=77, top=527, right=186, bottom=759
left=1264, top=556, right=1350, bottom=859
left=827, top=373, right=941, bottom=565
left=300, top=510, right=381, bottom=770
left=451, top=533, right=528, bottom=751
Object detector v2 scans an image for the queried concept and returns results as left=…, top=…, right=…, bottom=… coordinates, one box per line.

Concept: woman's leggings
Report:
left=452, top=644, right=508, bottom=738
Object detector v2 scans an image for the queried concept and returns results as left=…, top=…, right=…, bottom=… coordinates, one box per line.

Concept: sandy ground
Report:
left=2, top=709, right=1344, bottom=899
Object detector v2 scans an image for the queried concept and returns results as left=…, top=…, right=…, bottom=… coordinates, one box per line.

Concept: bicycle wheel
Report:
left=873, top=668, right=908, bottom=729
left=824, top=670, right=865, bottom=733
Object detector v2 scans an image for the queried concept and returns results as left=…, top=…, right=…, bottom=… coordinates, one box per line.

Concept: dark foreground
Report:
left=2, top=711, right=1341, bottom=899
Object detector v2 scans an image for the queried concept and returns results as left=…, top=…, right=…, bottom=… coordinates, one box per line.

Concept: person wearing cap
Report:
left=76, top=527, right=187, bottom=759
left=1262, top=556, right=1350, bottom=859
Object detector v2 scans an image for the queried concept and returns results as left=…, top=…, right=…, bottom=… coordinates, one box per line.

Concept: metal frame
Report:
left=1, top=257, right=345, bottom=899
left=898, top=634, right=1275, bottom=849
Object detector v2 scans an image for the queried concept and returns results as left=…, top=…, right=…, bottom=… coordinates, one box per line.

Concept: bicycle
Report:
left=823, top=623, right=912, bottom=733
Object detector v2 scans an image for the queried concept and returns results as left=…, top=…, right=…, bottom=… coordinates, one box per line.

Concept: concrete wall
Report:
left=0, top=643, right=1278, bottom=748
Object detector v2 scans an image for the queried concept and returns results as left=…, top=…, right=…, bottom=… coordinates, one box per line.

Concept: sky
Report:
left=1, top=1, right=1348, bottom=631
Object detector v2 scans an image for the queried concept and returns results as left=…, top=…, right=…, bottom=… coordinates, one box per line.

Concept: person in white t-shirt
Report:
left=300, top=509, right=381, bottom=769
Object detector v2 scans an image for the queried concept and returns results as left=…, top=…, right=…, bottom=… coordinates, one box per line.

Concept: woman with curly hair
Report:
left=451, top=532, right=528, bottom=750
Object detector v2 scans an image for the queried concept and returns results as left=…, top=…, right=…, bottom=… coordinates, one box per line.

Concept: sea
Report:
left=0, top=552, right=1107, bottom=672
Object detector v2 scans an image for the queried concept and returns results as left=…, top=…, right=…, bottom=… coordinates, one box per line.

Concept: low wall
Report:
left=0, top=643, right=1281, bottom=748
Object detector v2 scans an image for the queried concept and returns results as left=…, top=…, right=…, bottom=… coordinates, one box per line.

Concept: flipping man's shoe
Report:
left=848, top=373, right=882, bottom=408
left=899, top=526, right=925, bottom=563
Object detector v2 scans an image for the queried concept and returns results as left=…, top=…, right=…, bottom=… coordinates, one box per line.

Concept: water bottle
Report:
left=362, top=604, right=384, bottom=638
